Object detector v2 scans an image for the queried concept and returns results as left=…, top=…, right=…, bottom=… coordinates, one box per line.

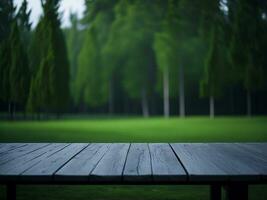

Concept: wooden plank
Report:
left=21, top=143, right=88, bottom=182
left=210, top=143, right=267, bottom=180
left=123, top=143, right=152, bottom=182
left=149, top=143, right=186, bottom=182
left=171, top=143, right=259, bottom=182
left=0, top=143, right=69, bottom=181
left=236, top=143, right=267, bottom=160
left=0, top=143, right=50, bottom=165
left=0, top=143, right=27, bottom=154
left=90, top=143, right=130, bottom=182
left=55, top=143, right=110, bottom=182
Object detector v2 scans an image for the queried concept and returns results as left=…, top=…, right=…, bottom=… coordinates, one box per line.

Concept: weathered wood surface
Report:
left=90, top=143, right=130, bottom=182
left=0, top=143, right=50, bottom=165
left=149, top=143, right=186, bottom=182
left=0, top=143, right=266, bottom=183
left=21, top=143, right=88, bottom=181
left=170, top=143, right=267, bottom=182
left=55, top=143, right=110, bottom=182
left=123, top=143, right=152, bottom=182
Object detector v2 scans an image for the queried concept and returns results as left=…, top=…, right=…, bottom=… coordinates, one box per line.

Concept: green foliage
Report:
left=199, top=0, right=229, bottom=98
left=0, top=0, right=15, bottom=43
left=200, top=26, right=225, bottom=98
left=229, top=0, right=265, bottom=92
left=0, top=0, right=16, bottom=103
left=76, top=0, right=117, bottom=107
left=77, top=27, right=107, bottom=107
left=27, top=0, right=70, bottom=113
left=1, top=0, right=267, bottom=116
left=17, top=0, right=31, bottom=45
left=117, top=1, right=159, bottom=99
left=9, top=22, right=30, bottom=105
left=65, top=13, right=84, bottom=104
left=0, top=40, right=12, bottom=102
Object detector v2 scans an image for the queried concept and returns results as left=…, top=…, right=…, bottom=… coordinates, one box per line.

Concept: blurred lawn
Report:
left=0, top=116, right=267, bottom=142
left=0, top=116, right=267, bottom=200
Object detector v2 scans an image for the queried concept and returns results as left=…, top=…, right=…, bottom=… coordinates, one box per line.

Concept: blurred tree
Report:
left=118, top=0, right=159, bottom=117
left=0, top=0, right=16, bottom=116
left=65, top=13, right=84, bottom=106
left=17, top=0, right=31, bottom=47
left=76, top=0, right=117, bottom=110
left=27, top=0, right=70, bottom=114
left=230, top=0, right=264, bottom=117
left=9, top=21, right=30, bottom=117
left=153, top=0, right=179, bottom=118
left=199, top=0, right=228, bottom=118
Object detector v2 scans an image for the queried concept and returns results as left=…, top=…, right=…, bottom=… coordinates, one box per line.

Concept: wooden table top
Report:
left=0, top=143, right=266, bottom=184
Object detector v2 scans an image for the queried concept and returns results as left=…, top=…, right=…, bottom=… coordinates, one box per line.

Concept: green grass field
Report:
left=0, top=116, right=267, bottom=200
left=1, top=116, right=267, bottom=142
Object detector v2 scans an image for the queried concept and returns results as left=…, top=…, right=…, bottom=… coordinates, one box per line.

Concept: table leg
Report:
left=224, top=183, right=248, bottom=200
left=210, top=184, right=221, bottom=200
left=6, top=184, right=16, bottom=200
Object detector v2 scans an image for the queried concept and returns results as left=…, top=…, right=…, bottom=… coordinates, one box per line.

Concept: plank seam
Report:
left=0, top=143, right=51, bottom=166
left=0, top=144, right=28, bottom=154
left=88, top=143, right=112, bottom=178
left=52, top=144, right=90, bottom=179
left=169, top=143, right=189, bottom=181
left=147, top=143, right=153, bottom=180
left=121, top=143, right=131, bottom=182
left=19, top=143, right=72, bottom=175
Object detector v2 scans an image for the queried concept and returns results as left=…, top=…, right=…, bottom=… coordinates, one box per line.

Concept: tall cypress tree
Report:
left=9, top=21, right=30, bottom=116
left=65, top=13, right=83, bottom=106
left=0, top=0, right=16, bottom=114
left=27, top=0, right=70, bottom=114
left=17, top=0, right=32, bottom=48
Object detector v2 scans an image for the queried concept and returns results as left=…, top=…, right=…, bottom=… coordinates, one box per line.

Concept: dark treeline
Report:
left=0, top=0, right=267, bottom=118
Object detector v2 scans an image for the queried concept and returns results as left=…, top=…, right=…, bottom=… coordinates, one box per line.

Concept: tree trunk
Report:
left=179, top=64, right=185, bottom=117
left=23, top=110, right=26, bottom=120
left=246, top=90, right=251, bottom=117
left=10, top=103, right=15, bottom=120
left=141, top=87, right=149, bottom=118
left=8, top=102, right=11, bottom=120
left=163, top=67, right=170, bottom=118
left=210, top=95, right=215, bottom=119
left=108, top=78, right=114, bottom=115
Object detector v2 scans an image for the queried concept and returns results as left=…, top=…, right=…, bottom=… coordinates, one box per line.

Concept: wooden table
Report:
left=0, top=143, right=266, bottom=200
